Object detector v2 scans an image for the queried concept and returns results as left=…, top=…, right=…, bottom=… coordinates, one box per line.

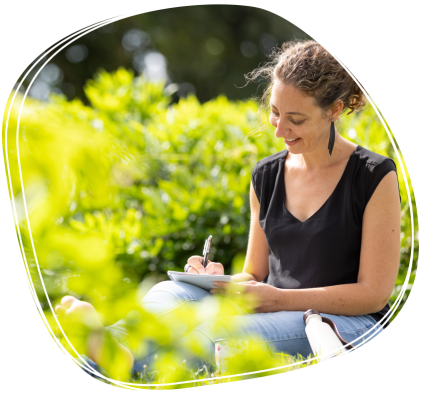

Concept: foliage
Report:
left=28, top=5, right=311, bottom=104
left=4, top=67, right=418, bottom=386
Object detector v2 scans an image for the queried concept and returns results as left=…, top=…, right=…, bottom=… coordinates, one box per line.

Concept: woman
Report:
left=56, top=40, right=401, bottom=376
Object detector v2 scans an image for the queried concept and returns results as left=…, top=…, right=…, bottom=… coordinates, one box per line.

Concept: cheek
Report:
left=269, top=114, right=277, bottom=127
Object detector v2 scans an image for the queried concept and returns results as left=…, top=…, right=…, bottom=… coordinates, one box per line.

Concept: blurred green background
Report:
left=5, top=5, right=417, bottom=343
left=18, top=5, right=311, bottom=104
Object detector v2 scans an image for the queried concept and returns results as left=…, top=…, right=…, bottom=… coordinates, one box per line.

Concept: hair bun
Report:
left=344, top=78, right=366, bottom=115
left=246, top=39, right=367, bottom=116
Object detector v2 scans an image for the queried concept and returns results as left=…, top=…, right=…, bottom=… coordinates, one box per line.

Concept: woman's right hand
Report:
left=186, top=255, right=224, bottom=275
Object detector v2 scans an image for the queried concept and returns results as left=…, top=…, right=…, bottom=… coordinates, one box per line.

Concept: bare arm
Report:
left=232, top=182, right=270, bottom=283
left=188, top=182, right=269, bottom=281
left=273, top=170, right=401, bottom=315
left=216, top=171, right=401, bottom=315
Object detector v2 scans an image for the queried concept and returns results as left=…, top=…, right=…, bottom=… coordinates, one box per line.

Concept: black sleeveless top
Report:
left=251, top=145, right=399, bottom=325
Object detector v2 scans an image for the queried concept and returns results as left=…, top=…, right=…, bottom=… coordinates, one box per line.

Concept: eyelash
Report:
left=270, top=111, right=305, bottom=125
left=291, top=119, right=304, bottom=125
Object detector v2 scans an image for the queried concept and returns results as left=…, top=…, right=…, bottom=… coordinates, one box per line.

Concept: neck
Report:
left=296, top=133, right=352, bottom=171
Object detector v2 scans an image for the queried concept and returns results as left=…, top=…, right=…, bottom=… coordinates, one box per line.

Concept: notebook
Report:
left=167, top=271, right=232, bottom=291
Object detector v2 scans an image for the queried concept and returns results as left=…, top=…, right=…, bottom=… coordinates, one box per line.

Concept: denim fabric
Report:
left=106, top=280, right=382, bottom=372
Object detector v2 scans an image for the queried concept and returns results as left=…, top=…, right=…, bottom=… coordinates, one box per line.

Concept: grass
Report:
left=120, top=351, right=319, bottom=390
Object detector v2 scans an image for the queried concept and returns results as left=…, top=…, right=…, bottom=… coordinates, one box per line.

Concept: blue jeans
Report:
left=102, top=280, right=383, bottom=373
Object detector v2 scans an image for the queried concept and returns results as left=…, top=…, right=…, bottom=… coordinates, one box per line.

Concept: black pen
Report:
left=202, top=235, right=212, bottom=269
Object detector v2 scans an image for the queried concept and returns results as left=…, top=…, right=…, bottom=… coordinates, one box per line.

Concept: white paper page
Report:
left=167, top=271, right=232, bottom=290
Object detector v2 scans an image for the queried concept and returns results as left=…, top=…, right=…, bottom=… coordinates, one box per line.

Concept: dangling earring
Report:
left=328, top=118, right=335, bottom=156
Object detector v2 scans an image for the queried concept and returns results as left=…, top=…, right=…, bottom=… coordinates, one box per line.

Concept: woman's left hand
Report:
left=210, top=281, right=283, bottom=313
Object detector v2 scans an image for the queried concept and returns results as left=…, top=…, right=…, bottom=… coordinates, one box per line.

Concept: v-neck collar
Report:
left=281, top=145, right=360, bottom=224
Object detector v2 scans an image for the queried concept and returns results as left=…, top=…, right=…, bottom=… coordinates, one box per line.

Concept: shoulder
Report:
left=251, top=149, right=288, bottom=202
left=353, top=145, right=397, bottom=172
left=252, top=149, right=288, bottom=175
left=352, top=145, right=399, bottom=205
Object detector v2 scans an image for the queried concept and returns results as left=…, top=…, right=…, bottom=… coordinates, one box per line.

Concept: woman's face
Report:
left=269, top=79, right=331, bottom=154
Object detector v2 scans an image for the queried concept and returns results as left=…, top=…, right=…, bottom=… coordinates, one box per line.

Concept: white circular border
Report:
left=1, top=1, right=420, bottom=393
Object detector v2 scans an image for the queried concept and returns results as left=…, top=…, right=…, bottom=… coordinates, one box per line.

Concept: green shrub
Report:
left=4, top=67, right=417, bottom=384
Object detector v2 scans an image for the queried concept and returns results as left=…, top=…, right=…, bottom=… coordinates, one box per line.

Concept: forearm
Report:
left=278, top=282, right=389, bottom=316
left=232, top=272, right=258, bottom=283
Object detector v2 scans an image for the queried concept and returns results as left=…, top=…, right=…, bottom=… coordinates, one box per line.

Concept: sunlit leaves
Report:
left=7, top=67, right=417, bottom=384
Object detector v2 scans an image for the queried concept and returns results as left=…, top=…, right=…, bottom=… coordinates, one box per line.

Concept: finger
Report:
left=244, top=292, right=260, bottom=304
left=187, top=256, right=206, bottom=274
left=205, top=262, right=224, bottom=275
left=187, top=255, right=203, bottom=264
left=210, top=288, right=225, bottom=295
left=213, top=281, right=247, bottom=293
left=187, top=266, right=199, bottom=274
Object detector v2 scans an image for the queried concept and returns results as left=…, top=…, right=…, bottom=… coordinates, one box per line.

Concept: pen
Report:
left=202, top=235, right=212, bottom=269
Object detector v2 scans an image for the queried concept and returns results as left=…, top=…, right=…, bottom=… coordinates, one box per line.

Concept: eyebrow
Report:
left=270, top=103, right=306, bottom=116
left=286, top=112, right=306, bottom=116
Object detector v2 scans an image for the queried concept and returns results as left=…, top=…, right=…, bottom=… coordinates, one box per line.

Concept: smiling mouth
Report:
left=285, top=138, right=298, bottom=142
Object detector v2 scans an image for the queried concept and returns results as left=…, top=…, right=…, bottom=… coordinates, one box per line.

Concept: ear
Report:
left=330, top=99, right=344, bottom=120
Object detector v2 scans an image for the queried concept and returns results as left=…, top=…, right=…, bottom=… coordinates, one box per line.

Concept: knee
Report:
left=192, top=315, right=241, bottom=342
left=147, top=280, right=175, bottom=294
left=140, top=281, right=176, bottom=305
left=147, top=280, right=209, bottom=298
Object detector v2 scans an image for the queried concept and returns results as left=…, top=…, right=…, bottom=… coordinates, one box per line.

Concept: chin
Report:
left=284, top=145, right=302, bottom=154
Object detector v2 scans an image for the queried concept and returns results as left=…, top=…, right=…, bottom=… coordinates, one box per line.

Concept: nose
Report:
left=272, top=116, right=289, bottom=138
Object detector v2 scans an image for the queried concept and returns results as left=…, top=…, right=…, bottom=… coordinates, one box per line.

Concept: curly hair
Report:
left=245, top=39, right=366, bottom=126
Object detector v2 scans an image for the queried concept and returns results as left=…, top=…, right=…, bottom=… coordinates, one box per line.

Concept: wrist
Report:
left=274, top=287, right=289, bottom=310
